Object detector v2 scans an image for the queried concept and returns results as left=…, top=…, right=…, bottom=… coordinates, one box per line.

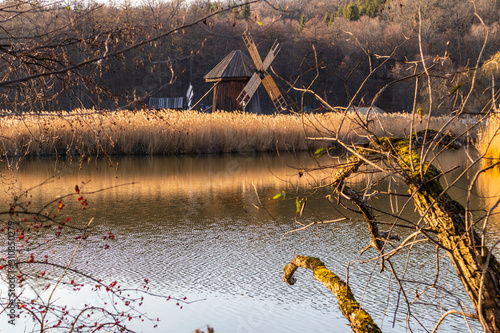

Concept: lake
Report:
left=1, top=149, right=497, bottom=332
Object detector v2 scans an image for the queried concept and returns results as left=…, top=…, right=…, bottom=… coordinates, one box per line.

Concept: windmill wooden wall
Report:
left=212, top=79, right=260, bottom=114
left=204, top=50, right=261, bottom=114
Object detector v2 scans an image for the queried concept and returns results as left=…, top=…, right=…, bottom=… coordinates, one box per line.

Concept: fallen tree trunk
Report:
left=283, top=255, right=382, bottom=333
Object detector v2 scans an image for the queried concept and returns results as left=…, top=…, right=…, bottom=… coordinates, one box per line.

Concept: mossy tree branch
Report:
left=283, top=255, right=382, bottom=333
left=331, top=154, right=386, bottom=269
left=389, top=139, right=500, bottom=333
left=343, top=131, right=500, bottom=333
left=283, top=130, right=498, bottom=331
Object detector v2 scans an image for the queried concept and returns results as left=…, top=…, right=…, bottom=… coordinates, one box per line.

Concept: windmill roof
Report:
left=204, top=50, right=256, bottom=80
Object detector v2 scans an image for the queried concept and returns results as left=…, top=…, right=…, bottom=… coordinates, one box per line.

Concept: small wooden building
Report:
left=204, top=50, right=261, bottom=114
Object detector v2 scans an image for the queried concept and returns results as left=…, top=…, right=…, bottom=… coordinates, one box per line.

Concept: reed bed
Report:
left=0, top=109, right=478, bottom=157
left=477, top=115, right=500, bottom=161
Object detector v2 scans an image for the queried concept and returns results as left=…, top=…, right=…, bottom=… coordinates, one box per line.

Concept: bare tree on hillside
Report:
left=0, top=0, right=282, bottom=112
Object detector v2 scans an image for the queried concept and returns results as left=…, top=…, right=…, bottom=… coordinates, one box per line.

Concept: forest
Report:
left=0, top=0, right=499, bottom=114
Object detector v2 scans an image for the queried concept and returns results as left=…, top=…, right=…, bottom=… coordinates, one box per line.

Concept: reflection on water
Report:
left=0, top=150, right=493, bottom=332
left=476, top=164, right=500, bottom=234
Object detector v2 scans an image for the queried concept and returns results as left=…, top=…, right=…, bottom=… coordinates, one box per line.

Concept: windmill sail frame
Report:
left=237, top=31, right=287, bottom=112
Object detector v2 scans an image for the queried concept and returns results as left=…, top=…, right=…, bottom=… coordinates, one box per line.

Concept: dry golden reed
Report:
left=0, top=109, right=478, bottom=156
left=477, top=115, right=500, bottom=161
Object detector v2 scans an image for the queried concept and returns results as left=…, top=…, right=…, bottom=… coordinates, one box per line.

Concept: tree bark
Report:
left=283, top=255, right=382, bottom=333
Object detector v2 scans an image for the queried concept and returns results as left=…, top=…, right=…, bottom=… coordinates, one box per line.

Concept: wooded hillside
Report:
left=1, top=0, right=498, bottom=113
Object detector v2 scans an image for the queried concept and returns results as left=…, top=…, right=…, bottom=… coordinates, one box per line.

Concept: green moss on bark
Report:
left=283, top=255, right=382, bottom=333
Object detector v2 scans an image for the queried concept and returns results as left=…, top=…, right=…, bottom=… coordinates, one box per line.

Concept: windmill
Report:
left=237, top=31, right=287, bottom=112
left=202, top=49, right=261, bottom=114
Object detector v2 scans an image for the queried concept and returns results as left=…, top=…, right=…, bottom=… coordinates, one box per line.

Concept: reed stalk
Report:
left=0, top=109, right=477, bottom=156
left=477, top=115, right=500, bottom=162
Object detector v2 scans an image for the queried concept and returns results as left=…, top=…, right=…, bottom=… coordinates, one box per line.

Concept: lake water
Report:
left=1, top=150, right=497, bottom=332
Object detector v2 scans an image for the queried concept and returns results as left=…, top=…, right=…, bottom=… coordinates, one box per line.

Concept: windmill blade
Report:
left=262, top=40, right=280, bottom=71
left=242, top=31, right=263, bottom=70
left=261, top=74, right=287, bottom=111
left=237, top=72, right=262, bottom=108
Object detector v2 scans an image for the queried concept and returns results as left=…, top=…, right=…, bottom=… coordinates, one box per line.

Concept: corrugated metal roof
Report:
left=347, top=106, right=385, bottom=115
left=149, top=97, right=184, bottom=109
left=204, top=50, right=256, bottom=80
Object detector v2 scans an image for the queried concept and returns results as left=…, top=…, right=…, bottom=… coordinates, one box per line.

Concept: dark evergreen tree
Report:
left=240, top=1, right=251, bottom=20
left=343, top=2, right=360, bottom=21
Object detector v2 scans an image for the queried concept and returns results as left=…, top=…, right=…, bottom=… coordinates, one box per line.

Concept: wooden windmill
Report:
left=203, top=50, right=261, bottom=114
left=237, top=31, right=287, bottom=112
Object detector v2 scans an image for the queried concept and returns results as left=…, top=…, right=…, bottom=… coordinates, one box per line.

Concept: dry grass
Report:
left=0, top=109, right=479, bottom=157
